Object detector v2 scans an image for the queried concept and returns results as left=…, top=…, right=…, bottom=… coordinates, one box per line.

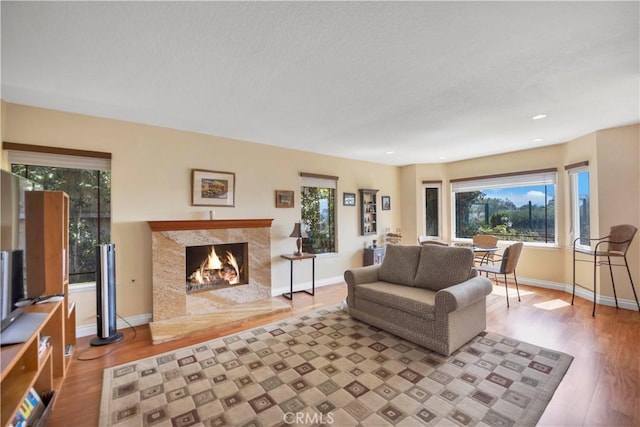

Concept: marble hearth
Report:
left=148, top=219, right=291, bottom=343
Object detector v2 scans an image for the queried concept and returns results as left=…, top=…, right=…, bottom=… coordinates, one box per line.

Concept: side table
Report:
left=281, top=253, right=316, bottom=300
left=363, top=247, right=385, bottom=266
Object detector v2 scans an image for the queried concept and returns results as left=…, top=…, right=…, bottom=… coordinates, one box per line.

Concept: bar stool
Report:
left=572, top=224, right=640, bottom=316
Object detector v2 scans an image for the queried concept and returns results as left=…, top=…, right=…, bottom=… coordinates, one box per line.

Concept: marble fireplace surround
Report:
left=147, top=219, right=291, bottom=344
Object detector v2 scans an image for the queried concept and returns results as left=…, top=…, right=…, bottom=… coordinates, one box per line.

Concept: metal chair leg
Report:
left=503, top=273, right=509, bottom=308
left=592, top=253, right=597, bottom=317
left=572, top=246, right=577, bottom=305
left=607, top=256, right=619, bottom=308
left=513, top=271, right=521, bottom=302
left=624, top=257, right=640, bottom=312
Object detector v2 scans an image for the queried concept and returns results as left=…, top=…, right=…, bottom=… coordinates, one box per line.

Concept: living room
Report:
left=1, top=2, right=639, bottom=426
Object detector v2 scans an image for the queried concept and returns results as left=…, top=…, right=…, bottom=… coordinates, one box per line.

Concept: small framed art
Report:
left=381, top=196, right=391, bottom=210
left=192, top=169, right=235, bottom=207
left=275, top=190, right=294, bottom=208
left=343, top=192, right=356, bottom=206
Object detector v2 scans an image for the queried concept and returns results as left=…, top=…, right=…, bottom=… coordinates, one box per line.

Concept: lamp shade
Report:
left=289, top=222, right=308, bottom=238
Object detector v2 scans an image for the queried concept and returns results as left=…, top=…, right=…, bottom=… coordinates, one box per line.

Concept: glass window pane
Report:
left=454, top=184, right=555, bottom=243
left=11, top=164, right=111, bottom=284
left=576, top=171, right=590, bottom=245
left=301, top=186, right=336, bottom=254
left=424, top=187, right=439, bottom=237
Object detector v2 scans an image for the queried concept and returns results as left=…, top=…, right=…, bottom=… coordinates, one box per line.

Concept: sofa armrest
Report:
left=435, top=276, right=493, bottom=314
left=344, top=265, right=380, bottom=308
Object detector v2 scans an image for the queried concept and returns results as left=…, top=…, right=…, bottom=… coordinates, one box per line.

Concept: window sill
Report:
left=69, top=282, right=96, bottom=293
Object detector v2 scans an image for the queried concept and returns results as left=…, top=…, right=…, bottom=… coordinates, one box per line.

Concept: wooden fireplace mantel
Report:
left=148, top=219, right=273, bottom=232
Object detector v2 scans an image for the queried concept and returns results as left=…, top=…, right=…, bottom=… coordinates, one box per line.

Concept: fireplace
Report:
left=148, top=219, right=292, bottom=344
left=186, top=242, right=249, bottom=293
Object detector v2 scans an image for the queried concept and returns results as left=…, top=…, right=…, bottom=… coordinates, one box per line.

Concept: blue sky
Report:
left=483, top=186, right=554, bottom=208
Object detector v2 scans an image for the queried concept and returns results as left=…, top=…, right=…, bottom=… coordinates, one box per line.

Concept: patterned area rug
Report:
left=100, top=307, right=573, bottom=426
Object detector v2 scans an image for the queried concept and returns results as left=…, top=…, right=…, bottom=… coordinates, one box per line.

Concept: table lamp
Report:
left=289, top=222, right=308, bottom=256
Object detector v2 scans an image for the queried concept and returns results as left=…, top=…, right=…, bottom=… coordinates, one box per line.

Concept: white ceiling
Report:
left=1, top=1, right=638, bottom=166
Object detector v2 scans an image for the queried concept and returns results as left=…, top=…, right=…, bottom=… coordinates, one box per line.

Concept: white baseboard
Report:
left=75, top=275, right=637, bottom=337
left=271, top=275, right=344, bottom=297
left=76, top=313, right=152, bottom=338
left=519, top=277, right=640, bottom=311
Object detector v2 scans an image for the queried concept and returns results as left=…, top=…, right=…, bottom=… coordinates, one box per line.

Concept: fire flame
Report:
left=192, top=245, right=240, bottom=285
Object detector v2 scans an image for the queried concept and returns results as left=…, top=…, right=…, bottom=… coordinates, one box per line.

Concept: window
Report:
left=451, top=168, right=557, bottom=244
left=7, top=144, right=111, bottom=284
left=567, top=162, right=590, bottom=247
left=300, top=173, right=337, bottom=254
left=422, top=182, right=441, bottom=238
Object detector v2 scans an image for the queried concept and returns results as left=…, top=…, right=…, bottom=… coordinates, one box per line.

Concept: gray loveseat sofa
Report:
left=344, top=244, right=493, bottom=356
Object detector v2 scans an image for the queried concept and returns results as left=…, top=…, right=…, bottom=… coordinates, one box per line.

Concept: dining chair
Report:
left=477, top=242, right=523, bottom=307
left=472, top=234, right=499, bottom=265
left=572, top=224, right=639, bottom=316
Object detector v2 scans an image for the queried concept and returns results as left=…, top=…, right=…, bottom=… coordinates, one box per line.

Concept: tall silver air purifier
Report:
left=91, top=244, right=123, bottom=346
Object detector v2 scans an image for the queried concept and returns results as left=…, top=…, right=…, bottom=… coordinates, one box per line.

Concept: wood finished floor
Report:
left=49, top=282, right=640, bottom=427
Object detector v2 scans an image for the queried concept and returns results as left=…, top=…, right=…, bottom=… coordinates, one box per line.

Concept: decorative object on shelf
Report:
left=381, top=195, right=391, bottom=210
left=359, top=189, right=379, bottom=235
left=288, top=222, right=308, bottom=256
left=191, top=169, right=235, bottom=207
left=386, top=231, right=402, bottom=244
left=275, top=190, right=294, bottom=208
left=343, top=192, right=356, bottom=206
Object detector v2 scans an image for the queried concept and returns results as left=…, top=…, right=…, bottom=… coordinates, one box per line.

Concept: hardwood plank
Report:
left=48, top=283, right=640, bottom=426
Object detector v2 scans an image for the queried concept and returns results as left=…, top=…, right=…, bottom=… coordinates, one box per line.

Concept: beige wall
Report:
left=400, top=126, right=640, bottom=303
left=1, top=102, right=401, bottom=328
left=594, top=124, right=639, bottom=300
left=3, top=101, right=638, bottom=328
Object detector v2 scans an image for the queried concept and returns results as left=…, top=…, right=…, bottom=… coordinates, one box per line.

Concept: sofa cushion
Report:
left=378, top=244, right=421, bottom=286
left=413, top=245, right=474, bottom=291
left=356, top=282, right=436, bottom=321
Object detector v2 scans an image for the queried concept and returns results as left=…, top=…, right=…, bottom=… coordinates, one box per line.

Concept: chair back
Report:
left=473, top=234, right=498, bottom=261
left=607, top=225, right=637, bottom=254
left=499, top=242, right=524, bottom=274
left=473, top=234, right=498, bottom=248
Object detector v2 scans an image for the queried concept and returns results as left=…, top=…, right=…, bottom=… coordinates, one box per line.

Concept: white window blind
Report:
left=8, top=150, right=111, bottom=171
left=300, top=175, right=337, bottom=189
left=451, top=169, right=556, bottom=192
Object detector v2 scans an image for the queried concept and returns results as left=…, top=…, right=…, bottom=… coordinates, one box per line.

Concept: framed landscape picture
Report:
left=275, top=190, right=294, bottom=208
left=343, top=192, right=356, bottom=206
left=192, top=169, right=235, bottom=207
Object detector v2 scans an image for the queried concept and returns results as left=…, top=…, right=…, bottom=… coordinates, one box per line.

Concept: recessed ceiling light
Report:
left=533, top=138, right=544, bottom=143
left=386, top=151, right=394, bottom=155
left=439, top=156, right=447, bottom=160
left=532, top=114, right=547, bottom=120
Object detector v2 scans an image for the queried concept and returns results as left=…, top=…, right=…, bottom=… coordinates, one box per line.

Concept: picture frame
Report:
left=191, top=169, right=235, bottom=207
left=275, top=190, right=295, bottom=208
left=381, top=195, right=391, bottom=210
left=343, top=192, right=356, bottom=206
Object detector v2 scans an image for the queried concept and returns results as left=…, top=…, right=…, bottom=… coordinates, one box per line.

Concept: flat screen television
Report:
left=0, top=169, right=41, bottom=332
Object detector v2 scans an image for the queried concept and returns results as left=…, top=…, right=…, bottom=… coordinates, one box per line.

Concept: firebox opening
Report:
left=186, top=242, right=249, bottom=293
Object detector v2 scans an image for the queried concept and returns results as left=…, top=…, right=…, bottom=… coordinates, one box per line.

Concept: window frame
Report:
left=566, top=162, right=591, bottom=250
left=5, top=142, right=112, bottom=286
left=299, top=172, right=338, bottom=255
left=422, top=181, right=442, bottom=239
left=450, top=168, right=558, bottom=246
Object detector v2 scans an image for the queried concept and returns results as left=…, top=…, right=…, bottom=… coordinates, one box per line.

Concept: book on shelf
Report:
left=38, top=334, right=50, bottom=356
left=12, top=387, right=44, bottom=427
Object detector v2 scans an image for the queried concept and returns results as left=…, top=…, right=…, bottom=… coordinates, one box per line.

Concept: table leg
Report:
left=283, top=259, right=293, bottom=300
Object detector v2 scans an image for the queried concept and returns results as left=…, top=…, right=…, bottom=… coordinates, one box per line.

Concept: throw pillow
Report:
left=413, top=245, right=474, bottom=291
left=378, top=244, right=422, bottom=286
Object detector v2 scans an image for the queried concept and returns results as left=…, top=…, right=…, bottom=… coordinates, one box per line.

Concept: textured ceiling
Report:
left=1, top=2, right=638, bottom=166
